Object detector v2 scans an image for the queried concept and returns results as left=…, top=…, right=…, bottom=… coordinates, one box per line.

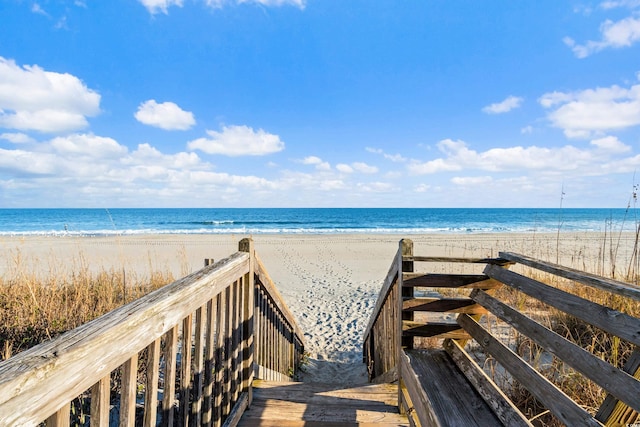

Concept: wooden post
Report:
left=400, top=239, right=414, bottom=349
left=239, top=238, right=255, bottom=406
left=397, top=239, right=413, bottom=414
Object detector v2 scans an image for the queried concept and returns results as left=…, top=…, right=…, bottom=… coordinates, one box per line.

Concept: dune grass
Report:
left=0, top=250, right=173, bottom=360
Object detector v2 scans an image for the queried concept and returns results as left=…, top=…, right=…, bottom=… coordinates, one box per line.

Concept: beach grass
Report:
left=0, top=250, right=173, bottom=360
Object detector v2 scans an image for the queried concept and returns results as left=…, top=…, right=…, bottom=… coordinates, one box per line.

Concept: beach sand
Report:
left=1, top=232, right=636, bottom=384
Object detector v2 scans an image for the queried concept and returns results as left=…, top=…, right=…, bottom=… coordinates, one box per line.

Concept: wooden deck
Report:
left=237, top=380, right=409, bottom=426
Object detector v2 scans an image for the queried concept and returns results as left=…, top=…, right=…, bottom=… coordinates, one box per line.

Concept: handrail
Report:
left=0, top=238, right=305, bottom=426
left=253, top=252, right=305, bottom=381
left=366, top=239, right=640, bottom=426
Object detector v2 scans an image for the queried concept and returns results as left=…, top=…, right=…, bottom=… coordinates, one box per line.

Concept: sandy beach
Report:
left=1, top=232, right=637, bottom=383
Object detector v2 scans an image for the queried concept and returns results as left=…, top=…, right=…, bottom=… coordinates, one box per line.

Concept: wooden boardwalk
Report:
left=237, top=380, right=409, bottom=426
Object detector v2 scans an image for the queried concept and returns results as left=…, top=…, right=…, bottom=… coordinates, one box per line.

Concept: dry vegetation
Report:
left=0, top=250, right=174, bottom=360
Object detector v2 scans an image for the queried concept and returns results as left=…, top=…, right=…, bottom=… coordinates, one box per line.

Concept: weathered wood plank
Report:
left=90, top=376, right=110, bottom=427
left=457, top=314, right=602, bottom=426
left=596, top=347, right=640, bottom=424
left=192, top=305, right=206, bottom=426
left=120, top=354, right=138, bottom=427
left=500, top=251, right=640, bottom=302
left=402, top=273, right=501, bottom=289
left=401, top=349, right=503, bottom=426
left=162, top=326, right=178, bottom=427
left=143, top=339, right=160, bottom=427
left=485, top=264, right=640, bottom=347
left=181, top=314, right=193, bottom=427
left=0, top=252, right=250, bottom=427
left=473, top=289, right=640, bottom=414
left=254, top=254, right=305, bottom=344
left=409, top=256, right=511, bottom=265
left=45, top=403, right=70, bottom=427
left=402, top=320, right=470, bottom=339
left=237, top=381, right=408, bottom=426
left=222, top=392, right=249, bottom=427
left=363, top=245, right=400, bottom=343
left=202, top=299, right=216, bottom=427
left=403, top=297, right=486, bottom=314
left=443, top=339, right=532, bottom=427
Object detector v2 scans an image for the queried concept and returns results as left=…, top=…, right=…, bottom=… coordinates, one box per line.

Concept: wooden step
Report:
left=237, top=381, right=409, bottom=426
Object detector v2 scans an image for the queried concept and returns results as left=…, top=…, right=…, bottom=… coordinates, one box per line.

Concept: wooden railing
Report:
left=364, top=238, right=640, bottom=426
left=0, top=238, right=304, bottom=426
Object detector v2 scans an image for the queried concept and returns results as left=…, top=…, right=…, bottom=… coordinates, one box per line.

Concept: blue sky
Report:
left=1, top=0, right=640, bottom=208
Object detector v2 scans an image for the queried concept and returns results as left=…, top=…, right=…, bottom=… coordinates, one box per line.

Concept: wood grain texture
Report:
left=473, top=289, right=640, bottom=414
left=443, top=339, right=532, bottom=427
left=0, top=252, right=250, bottom=426
left=485, top=264, right=640, bottom=347
left=458, top=314, right=602, bottom=426
left=237, top=381, right=408, bottom=426
left=402, top=297, right=486, bottom=314
left=120, top=354, right=138, bottom=427
left=402, top=273, right=493, bottom=288
left=500, top=251, right=640, bottom=302
left=402, top=349, right=504, bottom=426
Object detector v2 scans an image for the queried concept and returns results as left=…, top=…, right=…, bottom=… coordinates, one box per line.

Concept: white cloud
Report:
left=590, top=135, right=631, bottom=153
left=335, top=161, right=378, bottom=174
left=521, top=125, right=534, bottom=134
left=134, top=100, right=195, bottom=130
left=451, top=176, right=494, bottom=186
left=0, top=57, right=100, bottom=133
left=301, top=156, right=331, bottom=171
left=143, top=0, right=304, bottom=12
left=366, top=147, right=407, bottom=162
left=600, top=0, right=640, bottom=9
left=482, top=96, right=524, bottom=114
left=138, top=0, right=183, bottom=14
left=352, top=162, right=378, bottom=174
left=539, top=82, right=640, bottom=138
left=407, top=138, right=633, bottom=176
left=207, top=0, right=305, bottom=8
left=50, top=133, right=128, bottom=158
left=336, top=164, right=354, bottom=173
left=414, top=183, right=431, bottom=193
left=566, top=15, right=640, bottom=57
left=31, top=3, right=48, bottom=16
left=187, top=125, right=285, bottom=156
left=0, top=132, right=36, bottom=144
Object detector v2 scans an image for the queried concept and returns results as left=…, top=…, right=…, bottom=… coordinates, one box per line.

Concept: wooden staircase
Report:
left=237, top=380, right=409, bottom=426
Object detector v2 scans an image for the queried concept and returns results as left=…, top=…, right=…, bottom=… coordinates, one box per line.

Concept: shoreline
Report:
left=1, top=231, right=636, bottom=383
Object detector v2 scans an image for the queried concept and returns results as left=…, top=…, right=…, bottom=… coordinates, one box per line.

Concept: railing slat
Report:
left=457, top=314, right=602, bottom=427
left=192, top=305, right=205, bottom=426
left=500, top=251, right=640, bottom=302
left=90, top=376, right=110, bottom=427
left=143, top=339, right=160, bottom=427
left=443, top=339, right=532, bottom=427
left=485, top=264, right=640, bottom=347
left=214, top=292, right=225, bottom=427
left=402, top=297, right=486, bottom=314
left=402, top=273, right=500, bottom=289
left=473, top=289, right=640, bottom=414
left=0, top=252, right=250, bottom=427
left=45, top=403, right=70, bottom=427
left=180, top=314, right=193, bottom=427
left=120, top=354, right=138, bottom=427
left=202, top=298, right=216, bottom=427
left=162, top=326, right=178, bottom=427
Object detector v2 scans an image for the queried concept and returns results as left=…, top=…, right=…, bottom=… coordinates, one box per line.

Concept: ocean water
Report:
left=0, top=208, right=637, bottom=236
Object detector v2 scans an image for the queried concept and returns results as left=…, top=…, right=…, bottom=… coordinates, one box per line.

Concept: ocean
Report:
left=0, top=208, right=637, bottom=236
